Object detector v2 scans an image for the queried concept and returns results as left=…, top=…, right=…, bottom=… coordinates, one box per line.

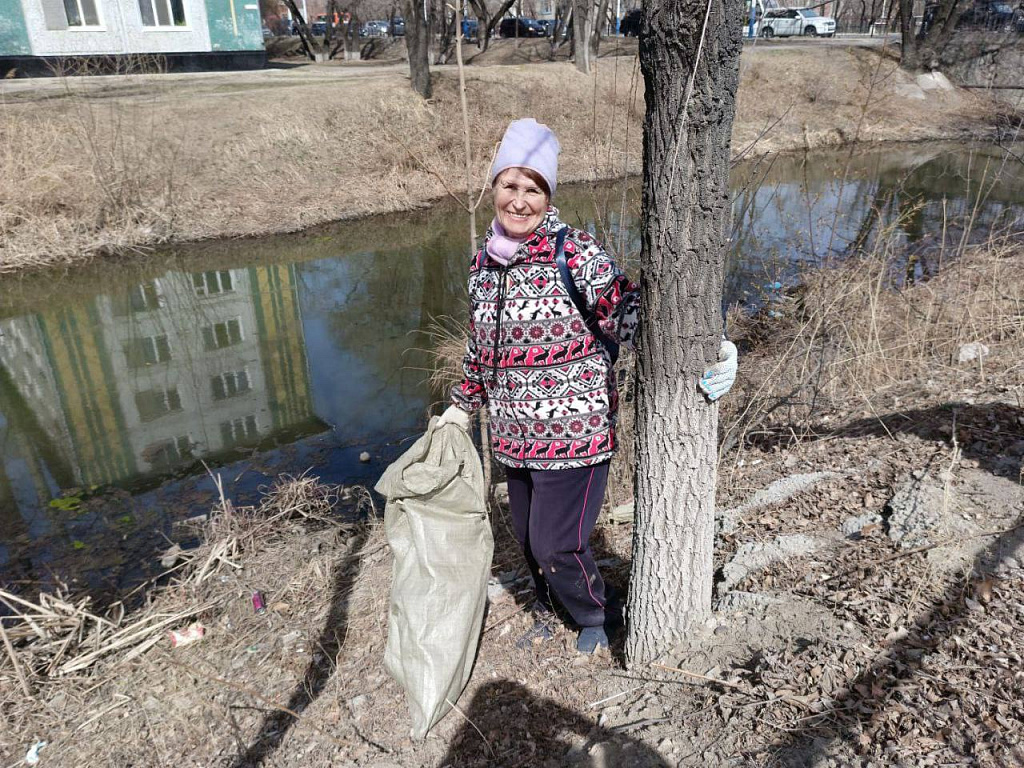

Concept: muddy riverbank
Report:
left=0, top=45, right=998, bottom=274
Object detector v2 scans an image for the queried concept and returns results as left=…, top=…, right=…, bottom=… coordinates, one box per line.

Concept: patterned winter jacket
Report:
left=451, top=207, right=640, bottom=470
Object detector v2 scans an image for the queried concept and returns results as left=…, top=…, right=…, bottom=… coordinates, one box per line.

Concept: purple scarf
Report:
left=485, top=218, right=527, bottom=266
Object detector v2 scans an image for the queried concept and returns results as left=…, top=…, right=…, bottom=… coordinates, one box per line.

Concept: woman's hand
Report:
left=437, top=404, right=472, bottom=431
left=700, top=340, right=738, bottom=402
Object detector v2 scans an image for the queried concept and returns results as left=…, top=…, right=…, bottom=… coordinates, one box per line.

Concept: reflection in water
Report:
left=0, top=265, right=317, bottom=498
left=726, top=144, right=1024, bottom=300
left=0, top=265, right=320, bottom=589
left=0, top=142, right=1022, bottom=592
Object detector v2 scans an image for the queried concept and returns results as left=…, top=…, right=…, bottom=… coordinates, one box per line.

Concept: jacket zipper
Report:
left=490, top=263, right=509, bottom=388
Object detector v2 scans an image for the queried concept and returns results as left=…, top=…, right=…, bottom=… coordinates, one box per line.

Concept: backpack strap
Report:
left=554, top=227, right=620, bottom=364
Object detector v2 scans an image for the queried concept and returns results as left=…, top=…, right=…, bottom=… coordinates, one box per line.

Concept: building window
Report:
left=124, top=335, right=172, bottom=367
left=211, top=369, right=251, bottom=401
left=145, top=435, right=193, bottom=470
left=220, top=415, right=259, bottom=447
left=138, top=0, right=187, bottom=26
left=192, top=270, right=234, bottom=297
left=113, top=280, right=164, bottom=316
left=202, top=318, right=243, bottom=351
left=63, top=0, right=101, bottom=26
left=135, top=386, right=183, bottom=422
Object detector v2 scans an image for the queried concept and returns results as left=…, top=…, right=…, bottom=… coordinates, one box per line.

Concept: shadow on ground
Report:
left=771, top=517, right=1024, bottom=765
left=746, top=402, right=1024, bottom=481
left=757, top=402, right=1024, bottom=764
left=840, top=402, right=1024, bottom=480
left=228, top=524, right=373, bottom=768
left=437, top=680, right=670, bottom=768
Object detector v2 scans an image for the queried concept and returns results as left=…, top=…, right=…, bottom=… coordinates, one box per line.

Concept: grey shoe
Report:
left=577, top=626, right=609, bottom=654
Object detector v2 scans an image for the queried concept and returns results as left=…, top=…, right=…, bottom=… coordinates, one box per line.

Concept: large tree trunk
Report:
left=898, top=0, right=920, bottom=69
left=404, top=0, right=432, bottom=98
left=590, top=0, right=611, bottom=56
left=574, top=0, right=594, bottom=72
left=624, top=0, right=744, bottom=666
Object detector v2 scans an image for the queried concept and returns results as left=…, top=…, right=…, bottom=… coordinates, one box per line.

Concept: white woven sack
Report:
left=374, top=416, right=493, bottom=739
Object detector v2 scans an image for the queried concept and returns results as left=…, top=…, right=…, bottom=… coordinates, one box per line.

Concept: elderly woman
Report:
left=438, top=119, right=737, bottom=653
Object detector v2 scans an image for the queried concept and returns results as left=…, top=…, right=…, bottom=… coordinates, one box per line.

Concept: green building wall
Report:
left=0, top=0, right=32, bottom=56
left=205, top=0, right=264, bottom=52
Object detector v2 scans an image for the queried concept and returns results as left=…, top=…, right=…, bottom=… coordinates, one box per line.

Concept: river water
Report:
left=1, top=141, right=1022, bottom=595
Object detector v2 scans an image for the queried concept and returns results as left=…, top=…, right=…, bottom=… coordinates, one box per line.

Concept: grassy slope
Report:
left=0, top=45, right=990, bottom=273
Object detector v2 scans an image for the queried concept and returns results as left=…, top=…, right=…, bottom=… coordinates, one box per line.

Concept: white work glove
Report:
left=699, top=340, right=738, bottom=402
left=436, top=404, right=471, bottom=431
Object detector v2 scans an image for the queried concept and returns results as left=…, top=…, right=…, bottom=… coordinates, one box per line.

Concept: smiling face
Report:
left=493, top=167, right=550, bottom=239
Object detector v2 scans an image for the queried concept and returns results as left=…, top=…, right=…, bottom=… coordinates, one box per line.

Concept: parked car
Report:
left=462, top=17, right=479, bottom=40
left=620, top=8, right=642, bottom=36
left=310, top=20, right=327, bottom=36
left=759, top=7, right=836, bottom=37
left=956, top=0, right=1016, bottom=29
left=498, top=17, right=548, bottom=37
left=360, top=20, right=389, bottom=37
left=539, top=19, right=563, bottom=37
left=389, top=16, right=405, bottom=36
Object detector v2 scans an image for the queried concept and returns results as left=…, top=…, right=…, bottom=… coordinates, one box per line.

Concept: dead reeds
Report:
left=719, top=231, right=1024, bottom=467
left=0, top=474, right=365, bottom=703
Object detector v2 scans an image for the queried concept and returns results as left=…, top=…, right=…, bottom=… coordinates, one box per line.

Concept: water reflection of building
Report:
left=0, top=264, right=318, bottom=513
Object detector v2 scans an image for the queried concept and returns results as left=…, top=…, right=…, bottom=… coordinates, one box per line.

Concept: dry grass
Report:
left=718, top=232, right=1024, bottom=474
left=0, top=469, right=620, bottom=767
left=1, top=476, right=395, bottom=767
left=0, top=45, right=997, bottom=274
left=420, top=314, right=471, bottom=397
left=0, top=474, right=373, bottom=742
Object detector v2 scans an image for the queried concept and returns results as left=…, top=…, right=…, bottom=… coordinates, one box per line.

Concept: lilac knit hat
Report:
left=491, top=118, right=561, bottom=196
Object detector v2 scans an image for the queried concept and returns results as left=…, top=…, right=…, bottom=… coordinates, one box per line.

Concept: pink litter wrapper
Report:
left=168, top=622, right=206, bottom=648
left=252, top=591, right=266, bottom=614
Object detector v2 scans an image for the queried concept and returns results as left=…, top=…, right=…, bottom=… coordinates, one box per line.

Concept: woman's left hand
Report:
left=700, top=340, right=738, bottom=401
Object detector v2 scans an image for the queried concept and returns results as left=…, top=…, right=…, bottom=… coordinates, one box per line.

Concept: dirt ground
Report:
left=2, top=238, right=1022, bottom=767
left=0, top=43, right=1000, bottom=273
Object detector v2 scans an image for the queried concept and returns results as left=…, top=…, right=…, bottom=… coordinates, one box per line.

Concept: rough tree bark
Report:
left=548, top=0, right=572, bottom=58
left=404, top=0, right=432, bottom=97
left=574, top=0, right=594, bottom=72
left=624, top=0, right=744, bottom=666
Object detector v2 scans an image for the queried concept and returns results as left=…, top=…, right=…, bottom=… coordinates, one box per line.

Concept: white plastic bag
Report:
left=374, top=416, right=493, bottom=739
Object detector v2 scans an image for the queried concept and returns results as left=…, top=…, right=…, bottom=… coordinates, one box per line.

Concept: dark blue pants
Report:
left=505, top=462, right=609, bottom=628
